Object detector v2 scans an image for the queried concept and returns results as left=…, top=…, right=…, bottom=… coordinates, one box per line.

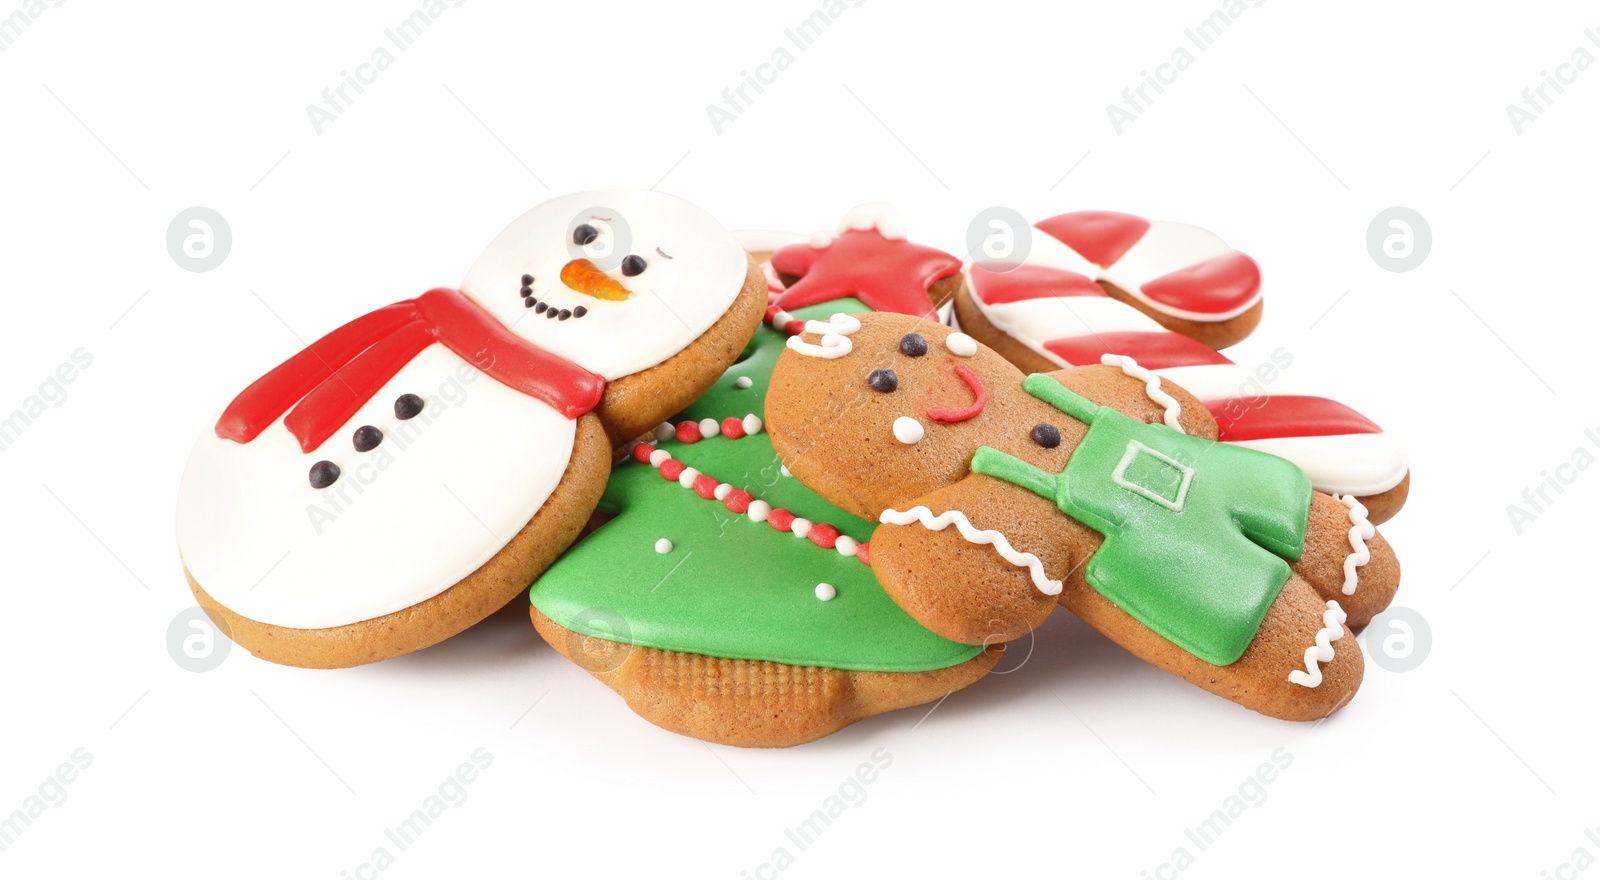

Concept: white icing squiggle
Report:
left=1287, top=600, right=1347, bottom=688
left=879, top=506, right=1062, bottom=596
left=1336, top=494, right=1375, bottom=596
left=785, top=313, right=862, bottom=359
left=1101, top=353, right=1184, bottom=433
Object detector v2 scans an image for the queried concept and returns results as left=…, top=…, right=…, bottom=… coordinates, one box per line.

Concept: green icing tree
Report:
left=531, top=299, right=982, bottom=672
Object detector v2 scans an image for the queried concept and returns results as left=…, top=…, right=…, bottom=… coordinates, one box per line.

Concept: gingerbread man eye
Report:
left=867, top=368, right=898, bottom=393
left=620, top=254, right=647, bottom=276
left=899, top=333, right=928, bottom=357
left=573, top=223, right=600, bottom=246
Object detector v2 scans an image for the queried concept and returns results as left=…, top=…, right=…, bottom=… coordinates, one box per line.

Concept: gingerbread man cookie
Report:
left=177, top=189, right=766, bottom=668
left=954, top=210, right=1410, bottom=522
left=529, top=213, right=999, bottom=748
left=766, top=313, right=1401, bottom=720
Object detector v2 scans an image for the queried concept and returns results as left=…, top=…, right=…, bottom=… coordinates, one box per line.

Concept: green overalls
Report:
left=970, top=375, right=1313, bottom=666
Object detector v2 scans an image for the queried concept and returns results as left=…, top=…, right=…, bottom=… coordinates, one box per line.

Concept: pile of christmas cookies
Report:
left=176, top=190, right=1406, bottom=747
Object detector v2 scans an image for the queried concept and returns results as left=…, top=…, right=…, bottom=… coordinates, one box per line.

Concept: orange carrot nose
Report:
left=560, top=259, right=632, bottom=301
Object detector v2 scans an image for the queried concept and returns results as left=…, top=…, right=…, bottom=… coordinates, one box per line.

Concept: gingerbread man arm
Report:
left=869, top=474, right=1100, bottom=645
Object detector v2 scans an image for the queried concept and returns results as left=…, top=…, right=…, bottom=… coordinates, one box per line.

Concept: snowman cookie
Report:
left=954, top=210, right=1410, bottom=522
left=177, top=189, right=766, bottom=668
left=765, top=314, right=1402, bottom=720
left=529, top=213, right=999, bottom=748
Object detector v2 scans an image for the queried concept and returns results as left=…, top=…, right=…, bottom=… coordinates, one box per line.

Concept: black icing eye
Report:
left=899, top=333, right=928, bottom=357
left=620, top=254, right=647, bottom=276
left=573, top=224, right=599, bottom=246
left=867, top=368, right=898, bottom=393
left=1030, top=423, right=1062, bottom=448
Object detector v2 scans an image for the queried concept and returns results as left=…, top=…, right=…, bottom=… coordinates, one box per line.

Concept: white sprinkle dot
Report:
left=893, top=416, right=924, bottom=445
left=791, top=518, right=813, bottom=538
left=815, top=583, right=837, bottom=601
left=743, top=414, right=763, bottom=435
left=648, top=449, right=672, bottom=467
left=780, top=464, right=792, bottom=478
left=835, top=536, right=859, bottom=557
left=735, top=376, right=753, bottom=389
left=654, top=422, right=674, bottom=442
left=748, top=500, right=771, bottom=523
left=772, top=310, right=794, bottom=329
left=677, top=467, right=700, bottom=488
left=699, top=418, right=720, bottom=438
left=655, top=538, right=673, bottom=554
left=946, top=332, right=978, bottom=357
left=714, top=483, right=733, bottom=501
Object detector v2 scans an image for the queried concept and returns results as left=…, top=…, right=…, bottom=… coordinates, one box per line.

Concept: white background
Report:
left=0, top=0, right=1593, bottom=877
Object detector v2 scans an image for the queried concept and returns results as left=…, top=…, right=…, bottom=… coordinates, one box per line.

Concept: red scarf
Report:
left=215, top=288, right=606, bottom=453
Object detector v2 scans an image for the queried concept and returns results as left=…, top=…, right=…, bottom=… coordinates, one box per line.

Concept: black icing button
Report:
left=394, top=393, right=424, bottom=420
left=867, top=368, right=898, bottom=393
left=544, top=307, right=559, bottom=319
left=309, top=460, right=340, bottom=489
left=521, top=273, right=534, bottom=286
left=535, top=302, right=549, bottom=314
left=620, top=254, right=647, bottom=276
left=524, top=296, right=537, bottom=309
left=573, top=223, right=599, bottom=246
left=573, top=305, right=588, bottom=318
left=1030, top=423, right=1062, bottom=448
left=353, top=425, right=383, bottom=452
left=899, top=332, right=928, bottom=357
left=558, top=308, right=572, bottom=320
left=520, top=286, right=533, bottom=297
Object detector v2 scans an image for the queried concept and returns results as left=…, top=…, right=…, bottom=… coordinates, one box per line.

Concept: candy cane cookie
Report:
left=953, top=211, right=1410, bottom=522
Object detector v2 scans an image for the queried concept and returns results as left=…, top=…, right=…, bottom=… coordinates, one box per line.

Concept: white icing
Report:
left=1335, top=494, right=1375, bottom=596
left=771, top=309, right=796, bottom=329
left=735, top=376, right=753, bottom=389
left=785, top=313, right=861, bottom=359
left=655, top=538, right=673, bottom=554
left=1099, top=220, right=1260, bottom=323
left=880, top=506, right=1061, bottom=596
left=1226, top=434, right=1409, bottom=498
left=677, top=467, right=700, bottom=489
left=459, top=189, right=746, bottom=381
left=653, top=422, right=674, bottom=442
left=176, top=344, right=576, bottom=629
left=742, top=414, right=763, bottom=435
left=1287, top=600, right=1347, bottom=688
left=649, top=449, right=672, bottom=467
left=748, top=500, right=771, bottom=522
left=893, top=416, right=925, bottom=445
left=1101, top=354, right=1184, bottom=433
left=815, top=582, right=837, bottom=601
left=976, top=295, right=1166, bottom=368
left=780, top=464, right=791, bottom=477
left=713, top=483, right=733, bottom=501
left=699, top=417, right=719, bottom=438
left=836, top=202, right=907, bottom=240
left=1150, top=363, right=1301, bottom=402
left=732, top=229, right=806, bottom=254
left=835, top=536, right=859, bottom=557
left=809, top=230, right=836, bottom=249
left=945, top=332, right=978, bottom=357
left=791, top=518, right=812, bottom=538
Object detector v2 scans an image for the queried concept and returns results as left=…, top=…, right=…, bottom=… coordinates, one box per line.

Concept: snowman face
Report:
left=460, top=189, right=747, bottom=381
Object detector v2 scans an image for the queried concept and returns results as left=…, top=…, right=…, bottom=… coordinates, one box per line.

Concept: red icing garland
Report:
left=769, top=229, right=959, bottom=320
left=215, top=288, right=605, bottom=453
